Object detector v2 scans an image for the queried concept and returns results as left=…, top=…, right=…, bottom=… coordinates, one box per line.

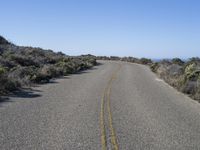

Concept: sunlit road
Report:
left=1, top=61, right=200, bottom=150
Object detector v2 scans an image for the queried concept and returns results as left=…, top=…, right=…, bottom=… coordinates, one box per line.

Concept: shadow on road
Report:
left=0, top=97, right=9, bottom=103
left=11, top=89, right=42, bottom=98
left=0, top=64, right=102, bottom=105
left=0, top=88, right=42, bottom=106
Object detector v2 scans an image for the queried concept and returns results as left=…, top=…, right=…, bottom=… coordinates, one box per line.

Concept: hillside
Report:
left=0, top=36, right=97, bottom=95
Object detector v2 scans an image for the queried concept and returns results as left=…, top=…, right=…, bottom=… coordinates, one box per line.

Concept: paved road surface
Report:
left=1, top=61, right=200, bottom=150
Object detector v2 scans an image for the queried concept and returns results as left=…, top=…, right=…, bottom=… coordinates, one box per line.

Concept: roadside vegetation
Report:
left=0, top=36, right=97, bottom=95
left=97, top=56, right=200, bottom=101
left=96, top=56, right=152, bottom=65
left=150, top=58, right=200, bottom=101
left=1, top=35, right=199, bottom=102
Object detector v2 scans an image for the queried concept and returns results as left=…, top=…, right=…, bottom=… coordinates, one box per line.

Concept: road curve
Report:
left=1, top=61, right=200, bottom=150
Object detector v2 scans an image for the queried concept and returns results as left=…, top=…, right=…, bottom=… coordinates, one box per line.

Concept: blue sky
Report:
left=0, top=0, right=200, bottom=58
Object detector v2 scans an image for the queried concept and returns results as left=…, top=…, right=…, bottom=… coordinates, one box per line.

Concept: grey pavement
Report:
left=1, top=61, right=200, bottom=150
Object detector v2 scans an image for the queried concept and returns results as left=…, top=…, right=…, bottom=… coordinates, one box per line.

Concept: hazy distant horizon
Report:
left=1, top=34, right=197, bottom=60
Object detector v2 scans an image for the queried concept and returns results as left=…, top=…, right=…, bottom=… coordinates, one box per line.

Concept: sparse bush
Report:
left=184, top=63, right=196, bottom=77
left=0, top=66, right=6, bottom=75
left=152, top=58, right=200, bottom=101
left=189, top=57, right=200, bottom=63
left=31, top=65, right=62, bottom=83
left=0, top=57, right=16, bottom=68
left=139, top=58, right=152, bottom=65
left=180, top=80, right=198, bottom=95
left=187, top=70, right=200, bottom=81
left=7, top=66, right=37, bottom=86
left=0, top=36, right=97, bottom=94
left=167, top=64, right=183, bottom=76
left=150, top=63, right=159, bottom=72
left=41, top=65, right=61, bottom=77
left=31, top=74, right=50, bottom=83
left=10, top=55, right=39, bottom=67
left=0, top=74, right=20, bottom=94
left=56, top=60, right=75, bottom=75
left=171, top=58, right=184, bottom=65
left=110, top=56, right=121, bottom=61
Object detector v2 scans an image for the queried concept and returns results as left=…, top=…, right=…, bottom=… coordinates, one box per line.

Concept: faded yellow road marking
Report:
left=107, top=83, right=119, bottom=150
left=100, top=65, right=121, bottom=150
left=100, top=86, right=107, bottom=150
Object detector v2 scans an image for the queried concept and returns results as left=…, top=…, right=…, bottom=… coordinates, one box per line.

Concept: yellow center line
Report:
left=107, top=83, right=119, bottom=150
left=100, top=86, right=107, bottom=150
left=100, top=64, right=121, bottom=150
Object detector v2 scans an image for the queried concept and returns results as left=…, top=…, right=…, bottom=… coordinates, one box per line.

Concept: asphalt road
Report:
left=1, top=61, right=200, bottom=150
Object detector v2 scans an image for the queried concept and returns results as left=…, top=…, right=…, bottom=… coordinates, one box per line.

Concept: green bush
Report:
left=56, top=61, right=74, bottom=75
left=187, top=70, right=200, bottom=81
left=172, top=58, right=184, bottom=65
left=4, top=79, right=20, bottom=91
left=10, top=55, right=39, bottom=66
left=0, top=66, right=6, bottom=75
left=0, top=75, right=20, bottom=94
left=184, top=63, right=200, bottom=81
left=0, top=36, right=97, bottom=95
left=140, top=58, right=152, bottom=65
left=0, top=66, right=18, bottom=94
left=151, top=58, right=200, bottom=101
left=30, top=64, right=67, bottom=83
left=31, top=74, right=50, bottom=83
left=185, top=63, right=196, bottom=76
left=150, top=63, right=159, bottom=72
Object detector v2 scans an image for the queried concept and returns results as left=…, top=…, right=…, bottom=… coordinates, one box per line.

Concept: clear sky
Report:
left=0, top=0, right=200, bottom=58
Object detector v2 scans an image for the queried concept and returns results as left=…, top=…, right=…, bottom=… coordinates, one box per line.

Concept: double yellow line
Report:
left=100, top=65, right=121, bottom=150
